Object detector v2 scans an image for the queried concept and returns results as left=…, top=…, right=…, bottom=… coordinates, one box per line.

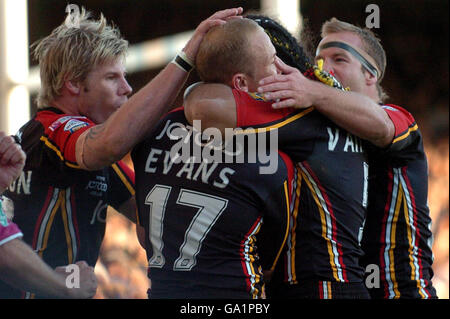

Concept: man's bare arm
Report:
left=258, top=57, right=395, bottom=148
left=76, top=62, right=191, bottom=170
left=312, top=85, right=395, bottom=147
left=75, top=8, right=243, bottom=171
left=0, top=238, right=97, bottom=298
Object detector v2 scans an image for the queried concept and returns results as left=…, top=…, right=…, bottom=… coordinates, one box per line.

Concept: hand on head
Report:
left=183, top=7, right=243, bottom=64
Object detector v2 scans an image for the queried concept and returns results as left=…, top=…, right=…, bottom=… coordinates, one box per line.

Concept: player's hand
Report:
left=0, top=132, right=26, bottom=193
left=183, top=7, right=243, bottom=64
left=56, top=261, right=97, bottom=299
left=257, top=57, right=319, bottom=109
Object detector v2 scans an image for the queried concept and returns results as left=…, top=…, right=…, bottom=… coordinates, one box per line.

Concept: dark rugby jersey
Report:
left=131, top=108, right=294, bottom=299
left=360, top=104, right=436, bottom=299
left=1, top=107, right=135, bottom=299
left=233, top=90, right=369, bottom=288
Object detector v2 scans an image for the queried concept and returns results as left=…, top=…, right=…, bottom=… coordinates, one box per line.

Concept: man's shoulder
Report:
left=35, top=108, right=93, bottom=134
left=185, top=83, right=235, bottom=113
left=382, top=103, right=417, bottom=129
left=376, top=103, right=425, bottom=158
left=382, top=104, right=414, bottom=118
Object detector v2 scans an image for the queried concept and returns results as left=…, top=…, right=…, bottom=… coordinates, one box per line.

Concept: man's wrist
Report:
left=171, top=51, right=194, bottom=73
left=308, top=80, right=331, bottom=110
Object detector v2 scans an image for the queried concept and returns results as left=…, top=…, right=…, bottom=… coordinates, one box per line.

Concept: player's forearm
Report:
left=314, top=86, right=394, bottom=147
left=0, top=238, right=72, bottom=298
left=76, top=63, right=188, bottom=170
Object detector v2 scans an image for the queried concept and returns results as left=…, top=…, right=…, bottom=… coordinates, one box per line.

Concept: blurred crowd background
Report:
left=22, top=0, right=449, bottom=298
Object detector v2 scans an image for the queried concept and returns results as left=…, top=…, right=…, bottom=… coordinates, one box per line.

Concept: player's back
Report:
left=233, top=90, right=370, bottom=297
left=132, top=108, right=292, bottom=299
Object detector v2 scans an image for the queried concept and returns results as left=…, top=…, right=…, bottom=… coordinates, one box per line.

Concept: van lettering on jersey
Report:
left=327, top=127, right=340, bottom=151
left=344, top=133, right=364, bottom=153
left=327, top=127, right=364, bottom=153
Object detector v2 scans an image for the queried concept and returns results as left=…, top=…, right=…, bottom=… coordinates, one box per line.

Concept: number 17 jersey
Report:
left=131, top=108, right=295, bottom=299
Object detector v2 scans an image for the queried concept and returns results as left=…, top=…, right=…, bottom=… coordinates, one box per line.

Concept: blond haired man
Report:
left=2, top=6, right=242, bottom=298
left=257, top=17, right=437, bottom=299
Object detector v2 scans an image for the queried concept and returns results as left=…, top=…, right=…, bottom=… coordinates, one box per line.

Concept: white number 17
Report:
left=145, top=184, right=228, bottom=271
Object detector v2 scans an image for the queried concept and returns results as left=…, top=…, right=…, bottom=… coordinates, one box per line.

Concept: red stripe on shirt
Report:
left=302, top=161, right=348, bottom=282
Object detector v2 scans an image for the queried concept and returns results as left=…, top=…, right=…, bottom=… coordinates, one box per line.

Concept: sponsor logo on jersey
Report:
left=86, top=176, right=108, bottom=196
left=49, top=116, right=87, bottom=131
left=64, top=119, right=89, bottom=133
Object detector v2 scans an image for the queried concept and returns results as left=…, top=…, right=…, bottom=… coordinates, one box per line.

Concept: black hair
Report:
left=246, top=14, right=312, bottom=73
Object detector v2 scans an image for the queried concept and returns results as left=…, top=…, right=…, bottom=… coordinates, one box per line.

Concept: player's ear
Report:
left=63, top=73, right=81, bottom=95
left=364, top=69, right=378, bottom=86
left=231, top=73, right=250, bottom=92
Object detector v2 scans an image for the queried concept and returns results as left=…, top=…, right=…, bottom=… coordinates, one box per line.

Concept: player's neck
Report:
left=49, top=95, right=81, bottom=116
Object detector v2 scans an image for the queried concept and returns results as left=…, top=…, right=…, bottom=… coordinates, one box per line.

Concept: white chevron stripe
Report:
left=383, top=169, right=400, bottom=298
left=35, top=188, right=59, bottom=252
left=65, top=187, right=78, bottom=262
left=399, top=172, right=429, bottom=298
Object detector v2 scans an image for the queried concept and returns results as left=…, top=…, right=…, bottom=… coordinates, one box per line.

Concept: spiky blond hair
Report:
left=32, top=7, right=128, bottom=107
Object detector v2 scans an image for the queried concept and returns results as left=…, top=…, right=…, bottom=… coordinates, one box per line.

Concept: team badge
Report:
left=64, top=119, right=89, bottom=133
left=49, top=116, right=87, bottom=131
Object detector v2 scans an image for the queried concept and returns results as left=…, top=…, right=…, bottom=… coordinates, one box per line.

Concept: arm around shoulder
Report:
left=184, top=83, right=237, bottom=135
left=314, top=87, right=395, bottom=148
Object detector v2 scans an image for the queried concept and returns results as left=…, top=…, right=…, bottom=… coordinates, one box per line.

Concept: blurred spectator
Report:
left=95, top=208, right=149, bottom=299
